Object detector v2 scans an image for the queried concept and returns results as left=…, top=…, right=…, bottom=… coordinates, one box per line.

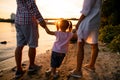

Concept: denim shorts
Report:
left=15, top=23, right=39, bottom=48
left=51, top=51, right=65, bottom=68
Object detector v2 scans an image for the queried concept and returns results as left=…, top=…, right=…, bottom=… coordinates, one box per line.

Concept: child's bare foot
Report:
left=53, top=73, right=59, bottom=79
left=45, top=69, right=51, bottom=77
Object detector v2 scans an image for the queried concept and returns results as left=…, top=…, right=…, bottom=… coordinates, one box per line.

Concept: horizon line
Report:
left=0, top=17, right=79, bottom=20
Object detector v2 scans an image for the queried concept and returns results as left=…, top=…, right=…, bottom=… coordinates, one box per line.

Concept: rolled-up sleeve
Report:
left=81, top=0, right=96, bottom=16
left=26, top=0, right=44, bottom=22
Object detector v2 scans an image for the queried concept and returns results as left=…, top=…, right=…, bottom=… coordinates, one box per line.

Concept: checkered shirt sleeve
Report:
left=15, top=0, right=44, bottom=24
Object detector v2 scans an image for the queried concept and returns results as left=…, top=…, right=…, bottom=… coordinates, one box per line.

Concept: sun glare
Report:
left=49, top=0, right=70, bottom=18
left=36, top=0, right=83, bottom=18
left=0, top=0, right=83, bottom=19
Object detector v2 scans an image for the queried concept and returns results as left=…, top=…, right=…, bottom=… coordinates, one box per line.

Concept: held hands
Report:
left=76, top=22, right=80, bottom=30
left=39, top=20, right=53, bottom=35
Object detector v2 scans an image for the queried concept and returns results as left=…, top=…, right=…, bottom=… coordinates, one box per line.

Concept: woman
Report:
left=70, top=0, right=102, bottom=78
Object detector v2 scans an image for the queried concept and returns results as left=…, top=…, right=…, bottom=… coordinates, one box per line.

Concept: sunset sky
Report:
left=0, top=0, right=83, bottom=19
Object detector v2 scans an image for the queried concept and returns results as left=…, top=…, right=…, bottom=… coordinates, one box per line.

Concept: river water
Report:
left=0, top=22, right=56, bottom=70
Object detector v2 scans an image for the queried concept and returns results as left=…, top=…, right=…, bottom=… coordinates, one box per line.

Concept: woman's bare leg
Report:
left=73, top=40, right=85, bottom=75
left=84, top=43, right=99, bottom=70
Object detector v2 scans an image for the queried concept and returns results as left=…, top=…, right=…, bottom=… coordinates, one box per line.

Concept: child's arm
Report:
left=45, top=27, right=55, bottom=35
left=68, top=21, right=72, bottom=32
left=72, top=32, right=77, bottom=39
left=70, top=31, right=78, bottom=43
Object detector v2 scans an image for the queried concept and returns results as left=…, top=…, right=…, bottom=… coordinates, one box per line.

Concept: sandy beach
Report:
left=0, top=43, right=120, bottom=80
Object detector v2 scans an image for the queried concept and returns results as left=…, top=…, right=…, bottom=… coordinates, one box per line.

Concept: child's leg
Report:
left=50, top=52, right=58, bottom=75
left=51, top=67, right=56, bottom=75
left=51, top=51, right=65, bottom=78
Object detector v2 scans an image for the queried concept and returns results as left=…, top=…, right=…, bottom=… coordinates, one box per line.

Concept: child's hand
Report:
left=69, top=21, right=72, bottom=32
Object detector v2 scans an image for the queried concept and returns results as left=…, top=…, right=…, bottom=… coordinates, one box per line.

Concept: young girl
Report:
left=45, top=19, right=75, bottom=78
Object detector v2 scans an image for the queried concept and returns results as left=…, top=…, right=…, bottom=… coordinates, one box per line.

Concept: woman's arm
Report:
left=76, top=14, right=86, bottom=30
left=76, top=0, right=96, bottom=30
left=45, top=27, right=55, bottom=35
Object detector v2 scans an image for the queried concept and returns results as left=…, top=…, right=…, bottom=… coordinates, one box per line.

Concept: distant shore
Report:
left=0, top=18, right=78, bottom=25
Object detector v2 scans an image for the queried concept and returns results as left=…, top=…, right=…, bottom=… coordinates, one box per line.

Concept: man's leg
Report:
left=28, top=47, right=41, bottom=73
left=15, top=46, right=24, bottom=71
left=28, top=47, right=36, bottom=67
left=51, top=67, right=56, bottom=75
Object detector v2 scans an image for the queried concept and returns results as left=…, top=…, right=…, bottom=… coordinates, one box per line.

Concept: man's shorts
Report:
left=15, top=23, right=39, bottom=48
left=51, top=51, right=65, bottom=68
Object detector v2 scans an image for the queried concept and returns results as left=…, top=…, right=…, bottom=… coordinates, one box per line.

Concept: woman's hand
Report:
left=76, top=14, right=86, bottom=30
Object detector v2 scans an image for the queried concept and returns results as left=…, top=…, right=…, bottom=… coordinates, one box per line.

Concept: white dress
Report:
left=77, top=0, right=102, bottom=44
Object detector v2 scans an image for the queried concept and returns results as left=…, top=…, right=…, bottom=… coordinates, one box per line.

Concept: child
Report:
left=45, top=19, right=75, bottom=78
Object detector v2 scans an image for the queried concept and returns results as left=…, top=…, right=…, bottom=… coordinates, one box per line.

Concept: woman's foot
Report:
left=83, top=64, right=95, bottom=72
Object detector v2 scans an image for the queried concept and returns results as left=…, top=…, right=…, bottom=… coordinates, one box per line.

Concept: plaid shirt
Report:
left=15, top=0, right=44, bottom=24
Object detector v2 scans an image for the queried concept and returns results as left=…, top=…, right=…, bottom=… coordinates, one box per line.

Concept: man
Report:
left=15, top=0, right=47, bottom=78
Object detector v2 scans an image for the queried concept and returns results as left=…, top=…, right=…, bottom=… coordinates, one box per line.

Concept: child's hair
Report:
left=55, top=19, right=72, bottom=31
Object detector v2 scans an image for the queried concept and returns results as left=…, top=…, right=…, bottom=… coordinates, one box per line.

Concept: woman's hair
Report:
left=55, top=19, right=72, bottom=31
